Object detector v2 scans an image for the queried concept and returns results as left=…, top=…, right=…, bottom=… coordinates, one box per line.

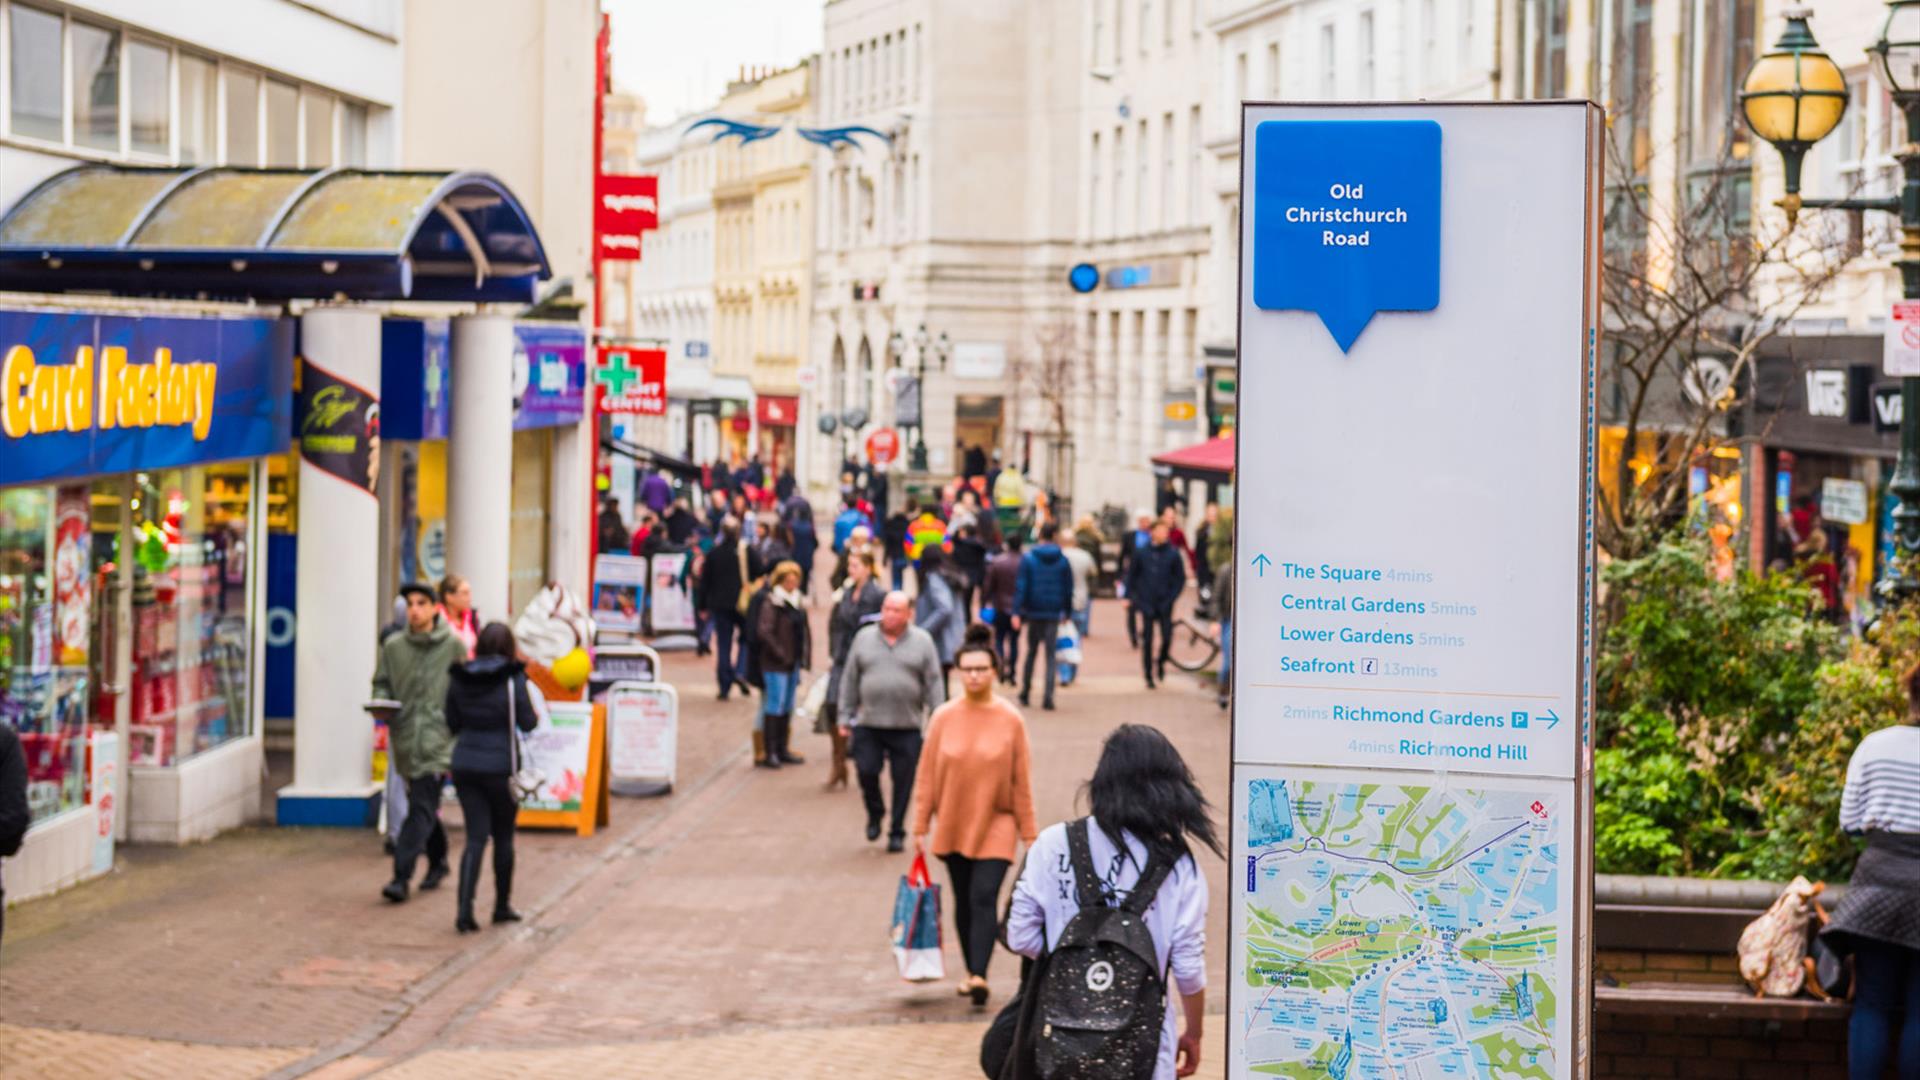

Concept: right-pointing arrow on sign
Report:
left=1540, top=709, right=1560, bottom=730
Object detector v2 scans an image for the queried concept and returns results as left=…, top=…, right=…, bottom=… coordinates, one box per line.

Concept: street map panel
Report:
left=1233, top=767, right=1571, bottom=1079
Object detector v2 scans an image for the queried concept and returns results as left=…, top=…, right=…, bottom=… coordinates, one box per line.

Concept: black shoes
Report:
left=886, top=835, right=905, bottom=853
left=866, top=814, right=883, bottom=842
left=381, top=879, right=409, bottom=904
left=492, top=906, right=523, bottom=924
left=1043, top=700, right=1056, bottom=711
left=455, top=913, right=480, bottom=933
left=419, top=862, right=450, bottom=891
left=1018, top=693, right=1030, bottom=707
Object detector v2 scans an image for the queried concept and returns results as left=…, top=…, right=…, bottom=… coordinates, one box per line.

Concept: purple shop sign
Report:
left=514, top=323, right=586, bottom=431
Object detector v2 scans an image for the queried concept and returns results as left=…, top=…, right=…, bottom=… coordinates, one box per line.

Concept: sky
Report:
left=607, top=0, right=824, bottom=125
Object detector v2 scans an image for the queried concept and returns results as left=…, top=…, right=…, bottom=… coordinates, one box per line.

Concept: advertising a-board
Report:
left=1228, top=103, right=1599, bottom=1080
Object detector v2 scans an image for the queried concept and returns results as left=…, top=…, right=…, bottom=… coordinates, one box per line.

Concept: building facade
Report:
left=809, top=0, right=1083, bottom=506
left=0, top=0, right=596, bottom=903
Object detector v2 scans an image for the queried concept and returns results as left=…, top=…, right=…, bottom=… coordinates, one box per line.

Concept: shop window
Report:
left=509, top=430, right=552, bottom=619
left=178, top=54, right=218, bottom=166
left=126, top=467, right=254, bottom=768
left=0, top=486, right=91, bottom=825
left=128, top=40, right=171, bottom=156
left=71, top=20, right=121, bottom=152
left=8, top=4, right=63, bottom=142
left=224, top=68, right=261, bottom=166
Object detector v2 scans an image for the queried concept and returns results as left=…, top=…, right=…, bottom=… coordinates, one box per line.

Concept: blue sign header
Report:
left=1252, top=119, right=1442, bottom=352
left=380, top=319, right=450, bottom=442
left=0, top=308, right=292, bottom=487
left=513, top=323, right=586, bottom=431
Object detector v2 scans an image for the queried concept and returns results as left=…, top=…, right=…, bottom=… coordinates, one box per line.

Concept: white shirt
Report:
left=1006, top=819, right=1209, bottom=1080
left=1840, top=724, right=1920, bottom=835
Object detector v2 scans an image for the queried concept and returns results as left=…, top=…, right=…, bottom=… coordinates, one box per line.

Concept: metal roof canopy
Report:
left=0, top=165, right=551, bottom=303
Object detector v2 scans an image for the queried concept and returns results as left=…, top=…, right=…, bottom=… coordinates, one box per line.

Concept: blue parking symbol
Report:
left=1510, top=711, right=1530, bottom=729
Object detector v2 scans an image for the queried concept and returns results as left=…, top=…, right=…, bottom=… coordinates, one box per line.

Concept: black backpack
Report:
left=1022, top=818, right=1173, bottom=1080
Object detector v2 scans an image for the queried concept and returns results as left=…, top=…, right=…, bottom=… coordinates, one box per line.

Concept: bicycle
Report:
left=1164, top=613, right=1222, bottom=674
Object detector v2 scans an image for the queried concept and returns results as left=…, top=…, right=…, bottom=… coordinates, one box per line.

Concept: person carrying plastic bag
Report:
left=891, top=851, right=944, bottom=982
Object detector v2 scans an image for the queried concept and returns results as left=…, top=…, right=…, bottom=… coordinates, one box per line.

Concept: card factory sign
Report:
left=0, top=308, right=293, bottom=487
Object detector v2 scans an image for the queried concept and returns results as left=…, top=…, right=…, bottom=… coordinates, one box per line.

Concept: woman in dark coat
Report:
left=444, top=622, right=540, bottom=934
left=695, top=516, right=763, bottom=700
left=821, top=550, right=885, bottom=789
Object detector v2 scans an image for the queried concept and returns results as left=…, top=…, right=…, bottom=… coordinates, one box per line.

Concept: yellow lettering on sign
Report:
left=1, top=344, right=96, bottom=436
left=1, top=345, right=31, bottom=437
left=3, top=343, right=219, bottom=442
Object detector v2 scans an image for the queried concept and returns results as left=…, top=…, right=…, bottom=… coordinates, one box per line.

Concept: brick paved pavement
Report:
left=0, top=595, right=1232, bottom=1078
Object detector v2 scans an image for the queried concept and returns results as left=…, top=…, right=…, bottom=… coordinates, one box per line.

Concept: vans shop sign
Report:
left=0, top=309, right=292, bottom=487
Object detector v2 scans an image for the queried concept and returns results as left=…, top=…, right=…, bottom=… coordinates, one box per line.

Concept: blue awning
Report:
left=0, top=165, right=552, bottom=303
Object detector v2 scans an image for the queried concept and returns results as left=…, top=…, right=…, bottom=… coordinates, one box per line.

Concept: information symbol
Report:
left=1361, top=658, right=1379, bottom=675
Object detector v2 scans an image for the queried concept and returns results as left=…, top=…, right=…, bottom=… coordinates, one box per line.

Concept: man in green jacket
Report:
left=375, top=583, right=465, bottom=903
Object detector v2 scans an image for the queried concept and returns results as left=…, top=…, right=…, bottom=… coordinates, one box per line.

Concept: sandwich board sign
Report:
left=1228, top=102, right=1599, bottom=1080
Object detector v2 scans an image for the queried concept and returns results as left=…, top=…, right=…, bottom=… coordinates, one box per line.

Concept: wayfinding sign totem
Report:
left=1228, top=102, right=1600, bottom=1079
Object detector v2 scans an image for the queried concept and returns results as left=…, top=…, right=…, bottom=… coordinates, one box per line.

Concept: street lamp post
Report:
left=887, top=323, right=951, bottom=473
left=1743, top=3, right=1920, bottom=600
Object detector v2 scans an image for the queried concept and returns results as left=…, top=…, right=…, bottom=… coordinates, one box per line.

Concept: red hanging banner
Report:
left=594, top=174, right=658, bottom=262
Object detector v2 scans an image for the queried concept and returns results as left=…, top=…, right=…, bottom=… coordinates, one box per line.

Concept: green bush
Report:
left=1595, top=538, right=1844, bottom=877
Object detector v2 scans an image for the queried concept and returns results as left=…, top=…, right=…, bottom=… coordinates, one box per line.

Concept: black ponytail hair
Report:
left=1085, top=723, right=1222, bottom=862
left=954, top=620, right=1000, bottom=676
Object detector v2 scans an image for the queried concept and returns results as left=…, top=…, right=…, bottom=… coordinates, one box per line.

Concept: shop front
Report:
left=755, top=394, right=798, bottom=475
left=1743, top=338, right=1896, bottom=624
left=1, top=302, right=292, bottom=899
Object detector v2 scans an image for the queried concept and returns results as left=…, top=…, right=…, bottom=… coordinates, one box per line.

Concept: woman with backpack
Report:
left=752, top=560, right=811, bottom=769
left=1003, top=723, right=1218, bottom=1079
left=910, top=623, right=1039, bottom=1007
left=444, top=622, right=541, bottom=934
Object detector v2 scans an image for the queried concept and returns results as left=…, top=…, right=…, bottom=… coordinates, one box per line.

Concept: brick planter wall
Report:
left=1594, top=1009, right=1850, bottom=1079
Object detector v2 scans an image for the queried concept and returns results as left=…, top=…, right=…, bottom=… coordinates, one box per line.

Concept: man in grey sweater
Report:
left=838, top=591, right=945, bottom=852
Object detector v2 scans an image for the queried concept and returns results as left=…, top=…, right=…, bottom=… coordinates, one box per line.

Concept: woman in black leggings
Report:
left=444, top=622, right=540, bottom=933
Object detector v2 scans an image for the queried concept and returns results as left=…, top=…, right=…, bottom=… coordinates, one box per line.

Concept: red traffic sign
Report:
left=866, top=427, right=901, bottom=466
left=595, top=347, right=666, bottom=415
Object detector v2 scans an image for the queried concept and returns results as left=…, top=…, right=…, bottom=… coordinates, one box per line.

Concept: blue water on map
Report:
left=1247, top=779, right=1295, bottom=848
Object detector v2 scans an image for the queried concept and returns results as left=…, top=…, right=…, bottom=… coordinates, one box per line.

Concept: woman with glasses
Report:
left=910, top=622, right=1039, bottom=1006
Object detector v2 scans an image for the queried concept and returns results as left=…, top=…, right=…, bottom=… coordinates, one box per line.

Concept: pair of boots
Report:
left=825, top=727, right=849, bottom=790
left=755, top=714, right=806, bottom=769
left=455, top=848, right=521, bottom=934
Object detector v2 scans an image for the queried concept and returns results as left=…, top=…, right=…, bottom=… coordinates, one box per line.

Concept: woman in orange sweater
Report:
left=911, top=622, right=1039, bottom=1006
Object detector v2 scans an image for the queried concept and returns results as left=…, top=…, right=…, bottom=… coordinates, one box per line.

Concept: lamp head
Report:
left=887, top=330, right=905, bottom=359
left=1874, top=1, right=1920, bottom=94
left=1740, top=6, right=1849, bottom=224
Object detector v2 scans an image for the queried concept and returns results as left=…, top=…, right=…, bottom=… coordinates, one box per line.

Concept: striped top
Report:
left=1840, top=724, right=1920, bottom=835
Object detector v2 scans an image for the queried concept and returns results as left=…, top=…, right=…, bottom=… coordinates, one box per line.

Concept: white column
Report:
left=447, top=311, right=515, bottom=624
left=279, top=305, right=381, bottom=825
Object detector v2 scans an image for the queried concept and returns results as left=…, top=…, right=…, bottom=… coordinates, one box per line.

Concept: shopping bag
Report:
left=797, top=670, right=831, bottom=725
left=890, top=852, right=945, bottom=982
left=1055, top=620, right=1083, bottom=665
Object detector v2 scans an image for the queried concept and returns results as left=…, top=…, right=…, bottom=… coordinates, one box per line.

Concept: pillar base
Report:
left=275, top=784, right=382, bottom=828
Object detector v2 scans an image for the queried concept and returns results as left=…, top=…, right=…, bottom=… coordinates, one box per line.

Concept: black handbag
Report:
left=1810, top=931, right=1853, bottom=1001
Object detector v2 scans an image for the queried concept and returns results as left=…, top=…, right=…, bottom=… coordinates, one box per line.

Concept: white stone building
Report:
left=808, top=0, right=1083, bottom=505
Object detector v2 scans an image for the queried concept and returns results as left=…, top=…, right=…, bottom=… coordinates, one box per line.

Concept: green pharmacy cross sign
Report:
left=595, top=351, right=639, bottom=396
left=593, top=346, right=666, bottom=416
